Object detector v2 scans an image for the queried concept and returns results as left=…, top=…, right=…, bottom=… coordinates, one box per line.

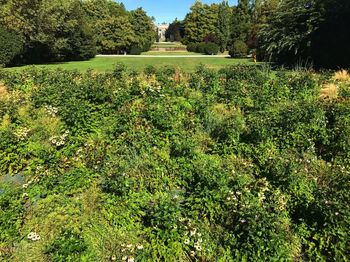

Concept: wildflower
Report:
left=136, top=244, right=144, bottom=250
left=190, top=251, right=195, bottom=257
left=126, top=244, right=133, bottom=249
left=122, top=256, right=128, bottom=261
left=335, top=212, right=339, bottom=216
left=27, top=232, right=40, bottom=241
left=190, top=230, right=196, bottom=237
left=240, top=219, right=247, bottom=223
left=22, top=193, right=29, bottom=198
left=111, top=255, right=117, bottom=261
left=195, top=245, right=202, bottom=251
left=184, top=239, right=190, bottom=245
left=197, top=238, right=203, bottom=243
left=179, top=217, right=185, bottom=222
left=127, top=256, right=135, bottom=262
left=22, top=184, right=29, bottom=189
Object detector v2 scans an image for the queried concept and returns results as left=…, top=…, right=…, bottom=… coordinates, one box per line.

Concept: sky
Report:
left=121, top=0, right=238, bottom=24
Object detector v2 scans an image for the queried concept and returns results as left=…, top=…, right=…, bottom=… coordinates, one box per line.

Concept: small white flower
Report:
left=190, top=251, right=195, bottom=257
left=122, top=256, right=128, bottom=261
left=22, top=184, right=29, bottom=189
left=111, top=255, right=117, bottom=261
left=190, top=229, right=196, bottom=237
left=127, top=256, right=135, bottom=262
left=22, top=193, right=29, bottom=198
left=27, top=232, right=40, bottom=241
left=136, top=244, right=144, bottom=250
left=126, top=244, right=133, bottom=249
left=184, top=239, right=190, bottom=245
left=195, top=245, right=202, bottom=251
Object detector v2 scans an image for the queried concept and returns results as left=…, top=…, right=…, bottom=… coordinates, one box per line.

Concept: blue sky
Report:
left=121, top=0, right=238, bottom=23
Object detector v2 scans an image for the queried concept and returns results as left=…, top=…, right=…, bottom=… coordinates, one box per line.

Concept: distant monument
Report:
left=155, top=23, right=169, bottom=42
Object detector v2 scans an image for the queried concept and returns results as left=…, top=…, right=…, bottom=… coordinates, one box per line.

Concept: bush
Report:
left=129, top=45, right=142, bottom=55
left=196, top=42, right=207, bottom=53
left=229, top=40, right=248, bottom=58
left=186, top=43, right=198, bottom=52
left=0, top=27, right=23, bottom=66
left=204, top=43, right=219, bottom=55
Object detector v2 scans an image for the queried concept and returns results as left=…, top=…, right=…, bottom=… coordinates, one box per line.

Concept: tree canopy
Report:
left=0, top=0, right=156, bottom=65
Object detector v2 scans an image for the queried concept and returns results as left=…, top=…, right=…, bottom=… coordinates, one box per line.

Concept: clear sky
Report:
left=121, top=0, right=238, bottom=23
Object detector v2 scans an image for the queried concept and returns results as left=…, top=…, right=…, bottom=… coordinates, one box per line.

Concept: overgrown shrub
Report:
left=0, top=67, right=349, bottom=261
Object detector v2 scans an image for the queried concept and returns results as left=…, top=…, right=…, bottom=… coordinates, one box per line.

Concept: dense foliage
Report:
left=186, top=42, right=219, bottom=55
left=0, top=65, right=349, bottom=261
left=0, top=27, right=23, bottom=67
left=180, top=0, right=349, bottom=68
left=165, top=20, right=185, bottom=42
left=0, top=0, right=155, bottom=65
left=258, top=0, right=350, bottom=68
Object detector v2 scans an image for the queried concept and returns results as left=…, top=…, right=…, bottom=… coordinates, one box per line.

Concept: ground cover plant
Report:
left=0, top=65, right=349, bottom=261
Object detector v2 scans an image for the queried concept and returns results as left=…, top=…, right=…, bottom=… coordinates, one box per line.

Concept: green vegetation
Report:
left=141, top=51, right=199, bottom=56
left=0, top=66, right=350, bottom=261
left=5, top=57, right=251, bottom=72
left=0, top=27, right=23, bottom=66
left=174, top=0, right=350, bottom=68
left=0, top=0, right=155, bottom=65
left=259, top=0, right=350, bottom=68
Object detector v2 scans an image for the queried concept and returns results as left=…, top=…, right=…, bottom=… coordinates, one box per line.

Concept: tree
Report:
left=0, top=26, right=23, bottom=66
left=258, top=0, right=322, bottom=66
left=217, top=0, right=232, bottom=52
left=96, top=16, right=135, bottom=54
left=165, top=19, right=185, bottom=42
left=130, top=8, right=155, bottom=52
left=228, top=0, right=251, bottom=57
left=310, top=0, right=350, bottom=68
left=231, top=0, right=251, bottom=43
left=0, top=0, right=96, bottom=63
left=184, top=1, right=219, bottom=44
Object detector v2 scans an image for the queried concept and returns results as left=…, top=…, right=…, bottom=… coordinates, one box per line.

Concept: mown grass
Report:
left=4, top=56, right=253, bottom=72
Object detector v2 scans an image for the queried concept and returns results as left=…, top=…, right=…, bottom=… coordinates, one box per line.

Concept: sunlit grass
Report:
left=4, top=56, right=254, bottom=72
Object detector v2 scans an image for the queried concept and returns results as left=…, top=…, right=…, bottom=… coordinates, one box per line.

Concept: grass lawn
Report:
left=4, top=56, right=254, bottom=72
left=141, top=51, right=199, bottom=55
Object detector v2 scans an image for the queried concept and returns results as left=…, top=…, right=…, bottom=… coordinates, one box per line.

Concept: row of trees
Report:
left=169, top=0, right=349, bottom=68
left=0, top=0, right=156, bottom=66
left=170, top=0, right=279, bottom=56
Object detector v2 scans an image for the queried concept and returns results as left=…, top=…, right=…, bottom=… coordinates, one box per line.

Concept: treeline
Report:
left=0, top=0, right=156, bottom=66
left=167, top=0, right=350, bottom=68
